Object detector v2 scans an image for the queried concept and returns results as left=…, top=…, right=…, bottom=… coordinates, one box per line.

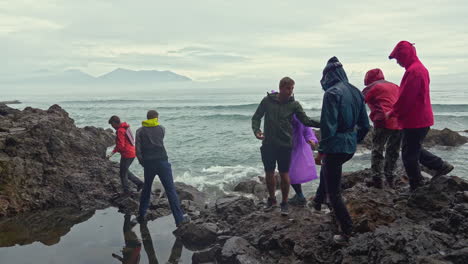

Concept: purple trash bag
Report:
left=289, top=115, right=318, bottom=184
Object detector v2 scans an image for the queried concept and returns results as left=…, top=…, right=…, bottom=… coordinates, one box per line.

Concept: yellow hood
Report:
left=142, top=118, right=160, bottom=127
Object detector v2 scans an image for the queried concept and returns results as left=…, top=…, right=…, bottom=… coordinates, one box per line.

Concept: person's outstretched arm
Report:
left=294, top=102, right=320, bottom=128
left=252, top=98, right=266, bottom=139
left=112, top=128, right=126, bottom=154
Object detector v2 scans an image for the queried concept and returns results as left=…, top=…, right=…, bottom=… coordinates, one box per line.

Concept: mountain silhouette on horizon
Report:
left=2, top=68, right=191, bottom=85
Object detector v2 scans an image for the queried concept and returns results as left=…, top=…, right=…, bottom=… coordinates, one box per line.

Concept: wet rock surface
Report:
left=0, top=104, right=121, bottom=216
left=0, top=104, right=201, bottom=219
left=175, top=171, right=468, bottom=263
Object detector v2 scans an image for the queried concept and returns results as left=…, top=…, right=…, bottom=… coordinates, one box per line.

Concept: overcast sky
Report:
left=1, top=0, right=468, bottom=83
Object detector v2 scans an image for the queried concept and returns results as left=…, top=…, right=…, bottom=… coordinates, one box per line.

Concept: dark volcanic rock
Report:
left=233, top=179, right=267, bottom=199
left=424, top=128, right=468, bottom=147
left=170, top=182, right=207, bottom=206
left=0, top=104, right=155, bottom=217
left=173, top=222, right=219, bottom=250
left=218, top=236, right=263, bottom=264
left=178, top=169, right=468, bottom=263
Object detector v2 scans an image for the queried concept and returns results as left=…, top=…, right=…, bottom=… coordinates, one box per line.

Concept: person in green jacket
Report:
left=311, top=57, right=369, bottom=245
left=252, top=76, right=320, bottom=216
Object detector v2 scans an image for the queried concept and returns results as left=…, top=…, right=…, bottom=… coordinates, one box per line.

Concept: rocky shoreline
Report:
left=1, top=104, right=468, bottom=263
left=176, top=171, right=468, bottom=264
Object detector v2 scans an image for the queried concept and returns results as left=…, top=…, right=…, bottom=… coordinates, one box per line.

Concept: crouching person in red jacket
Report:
left=108, top=116, right=144, bottom=195
left=388, top=41, right=454, bottom=193
left=362, top=69, right=402, bottom=189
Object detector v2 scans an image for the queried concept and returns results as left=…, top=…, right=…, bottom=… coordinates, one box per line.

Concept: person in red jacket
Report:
left=108, top=116, right=144, bottom=195
left=362, top=69, right=401, bottom=189
left=388, top=41, right=453, bottom=192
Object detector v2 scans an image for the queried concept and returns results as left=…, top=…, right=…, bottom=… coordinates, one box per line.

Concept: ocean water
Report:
left=3, top=84, right=468, bottom=198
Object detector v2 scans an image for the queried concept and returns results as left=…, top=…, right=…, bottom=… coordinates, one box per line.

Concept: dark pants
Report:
left=371, top=128, right=402, bottom=179
left=314, top=153, right=354, bottom=235
left=401, top=127, right=444, bottom=189
left=120, top=157, right=144, bottom=193
left=139, top=159, right=184, bottom=225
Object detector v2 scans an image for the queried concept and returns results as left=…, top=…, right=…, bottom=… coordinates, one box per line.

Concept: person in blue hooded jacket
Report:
left=311, top=57, right=370, bottom=245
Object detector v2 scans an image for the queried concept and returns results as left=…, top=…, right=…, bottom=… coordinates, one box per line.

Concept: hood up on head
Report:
left=320, top=56, right=349, bottom=90
left=389, top=41, right=418, bottom=68
left=364, top=68, right=385, bottom=86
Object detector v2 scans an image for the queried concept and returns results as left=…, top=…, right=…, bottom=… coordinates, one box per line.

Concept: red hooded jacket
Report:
left=362, top=69, right=400, bottom=130
left=112, top=122, right=136, bottom=159
left=388, top=41, right=434, bottom=129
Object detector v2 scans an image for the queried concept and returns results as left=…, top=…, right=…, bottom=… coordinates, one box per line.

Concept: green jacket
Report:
left=251, top=92, right=320, bottom=148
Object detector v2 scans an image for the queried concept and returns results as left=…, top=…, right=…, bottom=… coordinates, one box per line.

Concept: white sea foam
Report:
left=175, top=165, right=262, bottom=193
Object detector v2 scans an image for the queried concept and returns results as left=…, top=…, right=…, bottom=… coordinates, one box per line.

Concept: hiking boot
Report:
left=333, top=234, right=350, bottom=245
left=372, top=176, right=383, bottom=189
left=366, top=176, right=383, bottom=189
left=263, top=197, right=278, bottom=211
left=136, top=183, right=144, bottom=192
left=280, top=202, right=289, bottom=216
left=288, top=195, right=307, bottom=206
left=434, top=162, right=454, bottom=177
left=385, top=176, right=395, bottom=189
left=307, top=198, right=322, bottom=212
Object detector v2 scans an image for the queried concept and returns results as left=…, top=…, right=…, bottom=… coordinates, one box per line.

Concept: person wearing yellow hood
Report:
left=135, top=110, right=189, bottom=226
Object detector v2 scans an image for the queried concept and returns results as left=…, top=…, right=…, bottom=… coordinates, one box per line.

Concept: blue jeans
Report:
left=139, top=159, right=184, bottom=225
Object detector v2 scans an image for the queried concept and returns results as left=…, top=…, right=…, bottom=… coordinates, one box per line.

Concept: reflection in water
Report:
left=140, top=222, right=158, bottom=264
left=113, top=214, right=184, bottom=264
left=112, top=214, right=142, bottom=264
left=0, top=207, right=95, bottom=247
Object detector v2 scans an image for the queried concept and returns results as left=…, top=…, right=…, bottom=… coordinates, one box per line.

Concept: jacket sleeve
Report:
left=391, top=72, right=422, bottom=118
left=356, top=100, right=370, bottom=143
left=366, top=86, right=386, bottom=127
left=113, top=128, right=126, bottom=154
left=294, top=103, right=320, bottom=128
left=135, top=128, right=143, bottom=162
left=318, top=91, right=339, bottom=153
left=251, top=98, right=266, bottom=135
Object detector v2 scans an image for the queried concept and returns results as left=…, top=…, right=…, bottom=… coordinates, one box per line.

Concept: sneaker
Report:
left=288, top=195, right=307, bottom=206
left=130, top=215, right=146, bottom=225
left=434, top=162, right=454, bottom=177
left=333, top=234, right=350, bottom=245
left=263, top=197, right=278, bottom=211
left=176, top=215, right=191, bottom=227
left=280, top=202, right=289, bottom=216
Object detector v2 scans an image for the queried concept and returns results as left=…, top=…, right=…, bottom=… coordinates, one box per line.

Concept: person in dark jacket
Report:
left=135, top=110, right=189, bottom=226
left=388, top=41, right=454, bottom=192
left=108, top=116, right=144, bottom=195
left=311, top=57, right=370, bottom=245
left=362, top=69, right=401, bottom=188
left=252, top=77, right=320, bottom=216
